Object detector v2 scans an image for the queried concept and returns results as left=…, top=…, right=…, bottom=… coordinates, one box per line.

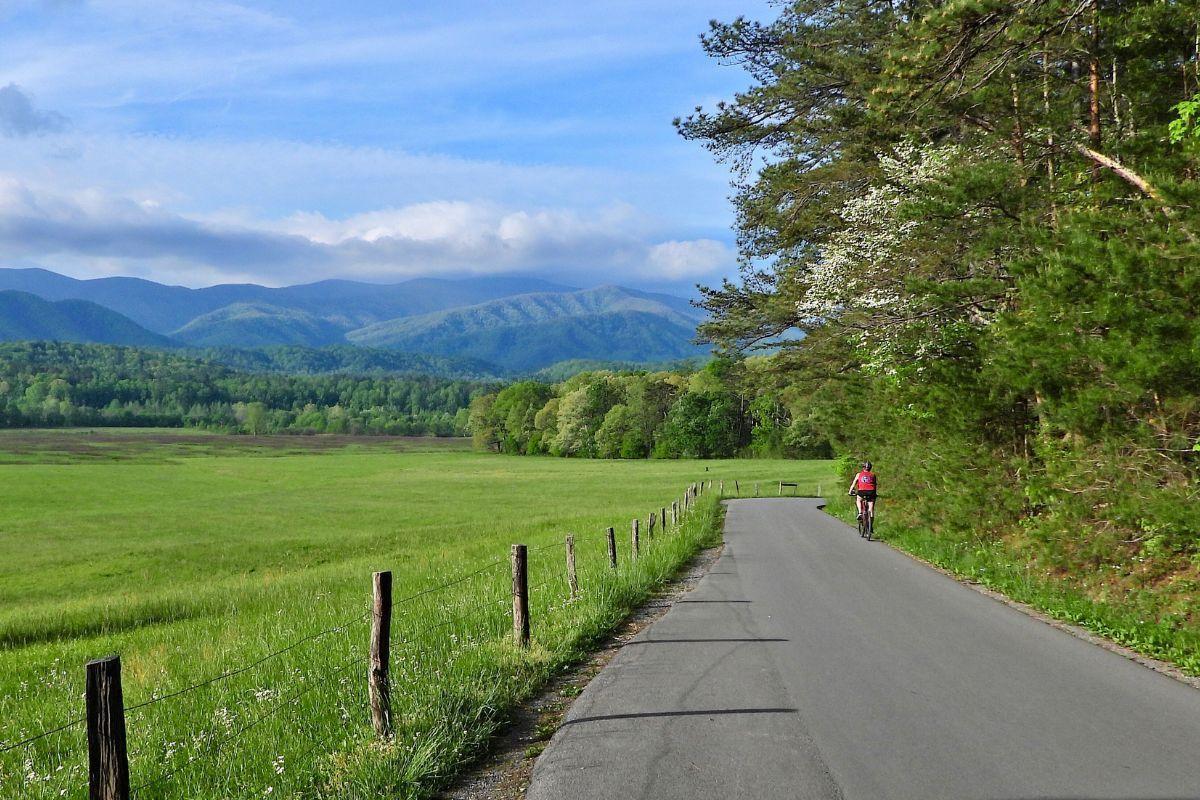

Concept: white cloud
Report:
left=648, top=239, right=736, bottom=279
left=0, top=178, right=734, bottom=288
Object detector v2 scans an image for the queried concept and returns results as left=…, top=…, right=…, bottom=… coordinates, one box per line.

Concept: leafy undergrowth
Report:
left=825, top=494, right=1200, bottom=676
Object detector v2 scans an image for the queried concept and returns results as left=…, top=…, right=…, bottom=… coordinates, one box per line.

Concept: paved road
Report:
left=525, top=498, right=1200, bottom=800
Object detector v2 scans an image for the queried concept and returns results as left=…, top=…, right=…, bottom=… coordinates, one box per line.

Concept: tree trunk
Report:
left=1010, top=74, right=1027, bottom=184
left=1088, top=0, right=1102, bottom=182
left=1042, top=49, right=1058, bottom=227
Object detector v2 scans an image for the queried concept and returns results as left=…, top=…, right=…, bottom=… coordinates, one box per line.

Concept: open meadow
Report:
left=1, top=429, right=832, bottom=799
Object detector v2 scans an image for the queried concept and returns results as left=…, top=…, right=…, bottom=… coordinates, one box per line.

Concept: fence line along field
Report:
left=0, top=430, right=833, bottom=799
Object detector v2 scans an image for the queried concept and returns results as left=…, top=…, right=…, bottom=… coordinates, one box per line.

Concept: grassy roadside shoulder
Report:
left=823, top=495, right=1200, bottom=677
left=329, top=492, right=727, bottom=799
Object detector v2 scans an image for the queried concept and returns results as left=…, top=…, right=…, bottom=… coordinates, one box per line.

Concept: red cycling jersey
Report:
left=854, top=470, right=876, bottom=491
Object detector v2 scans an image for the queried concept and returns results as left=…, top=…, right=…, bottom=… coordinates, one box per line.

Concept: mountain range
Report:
left=0, top=268, right=707, bottom=374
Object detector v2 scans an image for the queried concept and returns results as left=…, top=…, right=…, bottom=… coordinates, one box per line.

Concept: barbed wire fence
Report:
left=1, top=477, right=816, bottom=799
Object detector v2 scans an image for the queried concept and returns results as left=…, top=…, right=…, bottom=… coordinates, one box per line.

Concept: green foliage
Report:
left=530, top=356, right=708, bottom=383
left=1169, top=95, right=1200, bottom=143
left=0, top=342, right=491, bottom=435
left=468, top=358, right=825, bottom=459
left=681, top=0, right=1200, bottom=669
left=192, top=344, right=501, bottom=380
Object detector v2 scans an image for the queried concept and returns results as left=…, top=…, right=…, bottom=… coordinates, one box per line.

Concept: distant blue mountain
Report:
left=0, top=267, right=707, bottom=372
left=0, top=268, right=576, bottom=333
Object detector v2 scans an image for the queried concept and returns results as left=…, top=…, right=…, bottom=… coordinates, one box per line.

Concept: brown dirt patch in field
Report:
left=0, top=429, right=470, bottom=463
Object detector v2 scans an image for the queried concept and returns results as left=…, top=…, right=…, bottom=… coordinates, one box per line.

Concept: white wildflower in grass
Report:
left=213, top=705, right=236, bottom=732
left=273, top=755, right=285, bottom=775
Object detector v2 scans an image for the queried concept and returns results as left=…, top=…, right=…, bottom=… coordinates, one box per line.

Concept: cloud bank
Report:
left=0, top=178, right=734, bottom=287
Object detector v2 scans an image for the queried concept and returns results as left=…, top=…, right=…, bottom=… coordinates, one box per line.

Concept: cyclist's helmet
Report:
left=862, top=461, right=872, bottom=470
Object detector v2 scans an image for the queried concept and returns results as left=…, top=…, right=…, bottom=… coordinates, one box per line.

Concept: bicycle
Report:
left=849, top=490, right=875, bottom=541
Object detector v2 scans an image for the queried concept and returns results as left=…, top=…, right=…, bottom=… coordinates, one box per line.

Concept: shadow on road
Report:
left=622, top=638, right=788, bottom=645
left=562, top=708, right=798, bottom=726
left=675, top=599, right=753, bottom=603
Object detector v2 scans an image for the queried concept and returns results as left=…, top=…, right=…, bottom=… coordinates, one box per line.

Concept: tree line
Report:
left=675, top=3, right=1198, bottom=597
left=467, top=359, right=833, bottom=459
left=0, top=342, right=491, bottom=435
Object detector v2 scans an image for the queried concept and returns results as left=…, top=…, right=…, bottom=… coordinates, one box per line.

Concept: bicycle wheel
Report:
left=865, top=510, right=873, bottom=541
left=857, top=510, right=866, bottom=538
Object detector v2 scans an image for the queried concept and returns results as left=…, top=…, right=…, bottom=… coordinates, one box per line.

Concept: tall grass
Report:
left=1, top=439, right=797, bottom=799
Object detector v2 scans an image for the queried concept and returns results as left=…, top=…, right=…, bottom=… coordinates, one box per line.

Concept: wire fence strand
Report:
left=124, top=611, right=370, bottom=715
left=130, top=653, right=362, bottom=796
left=0, top=715, right=86, bottom=754
left=9, top=482, right=718, bottom=799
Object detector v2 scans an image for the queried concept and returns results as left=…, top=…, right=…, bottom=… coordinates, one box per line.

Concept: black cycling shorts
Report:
left=855, top=490, right=877, bottom=502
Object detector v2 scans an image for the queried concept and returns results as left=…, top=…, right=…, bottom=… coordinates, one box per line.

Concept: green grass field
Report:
left=0, top=430, right=832, bottom=799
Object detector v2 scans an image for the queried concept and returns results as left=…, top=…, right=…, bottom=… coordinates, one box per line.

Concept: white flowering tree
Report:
left=784, top=141, right=1012, bottom=374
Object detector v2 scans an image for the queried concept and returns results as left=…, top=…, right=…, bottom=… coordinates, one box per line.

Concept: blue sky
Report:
left=0, top=0, right=773, bottom=293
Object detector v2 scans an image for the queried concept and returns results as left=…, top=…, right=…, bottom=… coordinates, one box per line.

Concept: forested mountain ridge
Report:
left=0, top=268, right=575, bottom=332
left=0, top=269, right=707, bottom=371
left=0, top=291, right=173, bottom=347
left=670, top=2, right=1200, bottom=668
left=347, top=286, right=707, bottom=370
left=171, top=303, right=347, bottom=347
left=350, top=285, right=702, bottom=342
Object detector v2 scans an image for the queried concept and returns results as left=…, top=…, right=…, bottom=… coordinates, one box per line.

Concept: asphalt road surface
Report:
left=525, top=498, right=1200, bottom=800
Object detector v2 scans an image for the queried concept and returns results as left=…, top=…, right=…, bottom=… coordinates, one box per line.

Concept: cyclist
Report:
left=848, top=461, right=877, bottom=522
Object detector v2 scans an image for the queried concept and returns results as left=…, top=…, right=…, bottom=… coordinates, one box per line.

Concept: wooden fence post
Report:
left=369, top=571, right=393, bottom=738
left=511, top=544, right=530, bottom=647
left=606, top=526, right=617, bottom=568
left=647, top=511, right=656, bottom=539
left=720, top=480, right=725, bottom=495
left=754, top=482, right=760, bottom=497
left=671, top=500, right=678, bottom=525
left=779, top=481, right=784, bottom=496
left=565, top=534, right=578, bottom=599
left=661, top=506, right=668, bottom=532
left=86, top=655, right=130, bottom=800
left=735, top=480, right=740, bottom=496
left=631, top=518, right=640, bottom=559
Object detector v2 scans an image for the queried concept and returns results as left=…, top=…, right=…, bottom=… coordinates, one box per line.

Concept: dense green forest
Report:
left=189, top=344, right=502, bottom=380
left=467, top=359, right=831, bottom=458
left=668, top=2, right=1200, bottom=651
left=0, top=342, right=489, bottom=434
